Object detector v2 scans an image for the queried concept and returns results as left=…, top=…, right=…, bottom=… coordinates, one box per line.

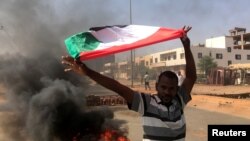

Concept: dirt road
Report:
left=1, top=83, right=250, bottom=141
left=112, top=105, right=250, bottom=141
left=130, top=83, right=250, bottom=119
left=113, top=82, right=250, bottom=141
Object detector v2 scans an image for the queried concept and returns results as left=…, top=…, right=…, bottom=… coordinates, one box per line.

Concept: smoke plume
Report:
left=0, top=0, right=127, bottom=140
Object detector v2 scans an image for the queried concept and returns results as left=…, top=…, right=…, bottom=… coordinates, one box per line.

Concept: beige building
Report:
left=195, top=27, right=250, bottom=68
left=139, top=47, right=186, bottom=73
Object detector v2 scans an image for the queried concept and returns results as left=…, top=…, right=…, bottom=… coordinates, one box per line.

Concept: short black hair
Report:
left=157, top=71, right=178, bottom=84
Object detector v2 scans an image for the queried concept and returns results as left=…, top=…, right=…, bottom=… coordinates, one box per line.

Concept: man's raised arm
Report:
left=180, top=26, right=197, bottom=95
left=61, top=56, right=134, bottom=104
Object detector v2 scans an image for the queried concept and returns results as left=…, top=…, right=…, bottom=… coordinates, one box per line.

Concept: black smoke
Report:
left=0, top=0, right=128, bottom=140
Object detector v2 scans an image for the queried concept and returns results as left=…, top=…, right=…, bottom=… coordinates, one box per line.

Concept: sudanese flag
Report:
left=64, top=25, right=184, bottom=61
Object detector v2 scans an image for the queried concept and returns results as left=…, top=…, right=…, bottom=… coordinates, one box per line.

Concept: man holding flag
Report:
left=62, top=26, right=196, bottom=141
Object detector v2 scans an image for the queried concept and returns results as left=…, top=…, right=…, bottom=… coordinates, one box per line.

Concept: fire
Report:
left=99, top=129, right=130, bottom=141
left=71, top=129, right=130, bottom=141
left=72, top=132, right=81, bottom=141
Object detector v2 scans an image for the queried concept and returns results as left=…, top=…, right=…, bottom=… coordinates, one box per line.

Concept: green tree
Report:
left=198, top=55, right=217, bottom=76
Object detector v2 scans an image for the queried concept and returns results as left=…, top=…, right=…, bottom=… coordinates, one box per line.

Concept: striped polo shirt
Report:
left=129, top=87, right=191, bottom=141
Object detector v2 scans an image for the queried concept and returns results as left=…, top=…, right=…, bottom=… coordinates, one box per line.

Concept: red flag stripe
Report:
left=79, top=28, right=184, bottom=61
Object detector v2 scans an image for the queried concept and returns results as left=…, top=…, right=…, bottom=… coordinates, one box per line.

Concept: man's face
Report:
left=156, top=75, right=178, bottom=103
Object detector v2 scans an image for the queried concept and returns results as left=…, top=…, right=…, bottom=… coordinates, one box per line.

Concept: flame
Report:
left=99, top=129, right=130, bottom=141
left=72, top=132, right=81, bottom=141
left=71, top=129, right=130, bottom=141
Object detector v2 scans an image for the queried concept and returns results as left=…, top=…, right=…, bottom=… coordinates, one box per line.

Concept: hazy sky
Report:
left=1, top=0, right=250, bottom=60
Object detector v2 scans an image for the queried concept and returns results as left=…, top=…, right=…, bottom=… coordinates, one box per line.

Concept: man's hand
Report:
left=180, top=26, right=192, bottom=48
left=61, top=55, right=87, bottom=75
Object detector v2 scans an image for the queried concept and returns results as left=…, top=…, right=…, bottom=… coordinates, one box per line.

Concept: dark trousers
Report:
left=145, top=82, right=151, bottom=90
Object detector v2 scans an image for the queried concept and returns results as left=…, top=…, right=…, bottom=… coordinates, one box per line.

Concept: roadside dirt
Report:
left=132, top=83, right=250, bottom=120
left=189, top=84, right=250, bottom=119
left=1, top=83, right=250, bottom=120
left=1, top=83, right=250, bottom=141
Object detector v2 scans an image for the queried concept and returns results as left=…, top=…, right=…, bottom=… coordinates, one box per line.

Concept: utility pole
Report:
left=130, top=0, right=134, bottom=88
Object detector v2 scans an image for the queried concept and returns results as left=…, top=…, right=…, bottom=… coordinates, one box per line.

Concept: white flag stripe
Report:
left=91, top=25, right=160, bottom=50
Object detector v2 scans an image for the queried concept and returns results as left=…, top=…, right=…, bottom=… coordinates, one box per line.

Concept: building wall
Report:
left=117, top=61, right=129, bottom=79
left=205, top=36, right=234, bottom=48
left=142, top=48, right=186, bottom=68
left=122, top=46, right=249, bottom=78
left=103, top=29, right=250, bottom=80
left=111, top=44, right=250, bottom=79
left=206, top=36, right=226, bottom=48
left=191, top=45, right=250, bottom=68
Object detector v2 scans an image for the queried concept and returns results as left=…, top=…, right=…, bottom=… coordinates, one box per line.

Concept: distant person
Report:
left=62, top=26, right=196, bottom=141
left=144, top=72, right=151, bottom=90
left=177, top=71, right=185, bottom=86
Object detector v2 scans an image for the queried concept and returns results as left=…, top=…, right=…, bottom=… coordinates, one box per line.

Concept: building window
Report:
left=155, top=58, right=158, bottom=63
left=209, top=52, right=212, bottom=57
left=180, top=53, right=185, bottom=59
left=167, top=56, right=171, bottom=60
left=235, top=54, right=241, bottom=60
left=234, top=40, right=238, bottom=45
left=173, top=55, right=176, bottom=60
left=161, top=57, right=166, bottom=61
left=216, top=53, right=223, bottom=59
left=146, top=61, right=149, bottom=66
left=198, top=53, right=202, bottom=58
left=228, top=60, right=232, bottom=66
left=227, top=47, right=231, bottom=52
left=247, top=55, right=250, bottom=60
left=150, top=58, right=153, bottom=64
left=140, top=61, right=145, bottom=66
